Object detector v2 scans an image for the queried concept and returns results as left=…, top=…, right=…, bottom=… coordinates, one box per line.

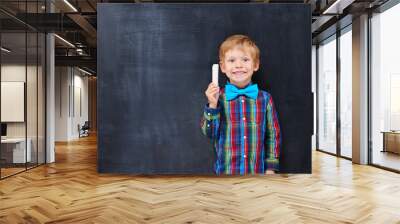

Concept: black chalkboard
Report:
left=98, top=3, right=312, bottom=174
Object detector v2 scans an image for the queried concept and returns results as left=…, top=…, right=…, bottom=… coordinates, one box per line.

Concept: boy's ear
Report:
left=254, top=61, right=260, bottom=72
left=219, top=61, right=226, bottom=73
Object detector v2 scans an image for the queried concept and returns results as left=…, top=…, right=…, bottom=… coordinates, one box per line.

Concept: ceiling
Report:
left=0, top=0, right=390, bottom=75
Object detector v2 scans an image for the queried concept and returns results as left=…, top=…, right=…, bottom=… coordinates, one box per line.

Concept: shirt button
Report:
left=207, top=124, right=210, bottom=127
left=241, top=99, right=245, bottom=103
left=207, top=113, right=211, bottom=116
left=243, top=136, right=247, bottom=139
left=243, top=117, right=246, bottom=121
left=244, top=155, right=247, bottom=158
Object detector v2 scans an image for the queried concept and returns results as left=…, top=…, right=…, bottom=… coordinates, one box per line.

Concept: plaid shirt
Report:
left=201, top=86, right=281, bottom=175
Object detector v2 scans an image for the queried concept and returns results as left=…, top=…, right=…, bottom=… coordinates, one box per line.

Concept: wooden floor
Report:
left=0, top=167, right=26, bottom=178
left=372, top=150, right=400, bottom=171
left=1, top=135, right=400, bottom=224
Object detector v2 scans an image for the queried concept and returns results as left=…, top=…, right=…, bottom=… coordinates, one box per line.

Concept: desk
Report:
left=382, top=131, right=400, bottom=154
left=1, top=138, right=31, bottom=163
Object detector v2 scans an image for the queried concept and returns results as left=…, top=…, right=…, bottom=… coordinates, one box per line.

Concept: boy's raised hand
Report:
left=205, top=82, right=220, bottom=109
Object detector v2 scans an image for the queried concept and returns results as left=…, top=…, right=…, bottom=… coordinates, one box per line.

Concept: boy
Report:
left=201, top=34, right=281, bottom=175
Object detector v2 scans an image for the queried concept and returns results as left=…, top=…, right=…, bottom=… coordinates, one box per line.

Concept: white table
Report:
left=1, top=138, right=31, bottom=163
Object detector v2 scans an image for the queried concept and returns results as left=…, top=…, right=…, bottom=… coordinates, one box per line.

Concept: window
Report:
left=370, top=2, right=400, bottom=171
left=318, top=35, right=337, bottom=154
left=339, top=28, right=352, bottom=158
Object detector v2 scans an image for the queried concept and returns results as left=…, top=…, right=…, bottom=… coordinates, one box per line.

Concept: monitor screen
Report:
left=1, top=123, right=7, bottom=137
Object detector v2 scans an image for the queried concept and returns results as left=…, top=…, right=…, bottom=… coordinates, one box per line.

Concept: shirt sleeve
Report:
left=265, top=96, right=281, bottom=172
left=200, top=104, right=221, bottom=140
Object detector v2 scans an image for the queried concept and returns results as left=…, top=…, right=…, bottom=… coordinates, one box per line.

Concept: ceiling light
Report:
left=63, top=0, right=78, bottom=12
left=54, top=34, right=75, bottom=48
left=1, top=47, right=11, bottom=53
left=322, top=0, right=354, bottom=15
left=78, top=67, right=92, bottom=76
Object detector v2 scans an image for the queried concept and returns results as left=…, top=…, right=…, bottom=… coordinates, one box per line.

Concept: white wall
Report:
left=55, top=67, right=89, bottom=141
left=55, top=67, right=69, bottom=141
left=72, top=72, right=89, bottom=138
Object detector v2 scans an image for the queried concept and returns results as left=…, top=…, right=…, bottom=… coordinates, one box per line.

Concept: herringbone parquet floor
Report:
left=1, top=135, right=400, bottom=224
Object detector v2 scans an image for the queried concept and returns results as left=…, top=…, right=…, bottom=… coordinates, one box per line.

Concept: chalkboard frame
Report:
left=98, top=3, right=313, bottom=174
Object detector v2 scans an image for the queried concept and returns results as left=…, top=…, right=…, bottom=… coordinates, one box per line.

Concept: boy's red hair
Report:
left=219, top=34, right=260, bottom=65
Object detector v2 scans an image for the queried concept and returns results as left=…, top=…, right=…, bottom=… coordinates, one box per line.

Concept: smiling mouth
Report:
left=233, top=71, right=246, bottom=75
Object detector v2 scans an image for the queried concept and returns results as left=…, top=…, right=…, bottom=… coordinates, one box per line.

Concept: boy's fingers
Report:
left=210, top=89, right=219, bottom=95
left=211, top=87, right=220, bottom=93
left=207, top=88, right=218, bottom=95
left=208, top=85, right=218, bottom=90
left=205, top=85, right=219, bottom=100
left=207, top=86, right=218, bottom=92
left=206, top=92, right=216, bottom=99
left=205, top=87, right=214, bottom=94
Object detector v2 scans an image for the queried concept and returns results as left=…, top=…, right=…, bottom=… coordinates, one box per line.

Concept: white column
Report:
left=46, top=1, right=55, bottom=163
left=352, top=14, right=369, bottom=164
left=46, top=33, right=55, bottom=163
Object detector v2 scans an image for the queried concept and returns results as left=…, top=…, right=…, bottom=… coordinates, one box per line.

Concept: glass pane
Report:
left=38, top=33, right=45, bottom=165
left=371, top=3, right=400, bottom=171
left=312, top=46, right=317, bottom=150
left=340, top=29, right=352, bottom=158
left=318, top=36, right=337, bottom=154
left=1, top=30, right=27, bottom=177
left=27, top=31, right=38, bottom=169
left=0, top=1, right=46, bottom=178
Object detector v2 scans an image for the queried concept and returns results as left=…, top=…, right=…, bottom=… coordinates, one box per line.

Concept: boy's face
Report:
left=220, top=46, right=259, bottom=88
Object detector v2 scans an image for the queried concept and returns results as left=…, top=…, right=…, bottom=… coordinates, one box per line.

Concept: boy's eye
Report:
left=228, top=59, right=235, bottom=63
left=243, top=58, right=249, bottom=62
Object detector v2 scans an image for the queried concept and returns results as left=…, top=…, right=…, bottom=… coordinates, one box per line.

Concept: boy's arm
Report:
left=265, top=96, right=281, bottom=172
left=200, top=103, right=221, bottom=140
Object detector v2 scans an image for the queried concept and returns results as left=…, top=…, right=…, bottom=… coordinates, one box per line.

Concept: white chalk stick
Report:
left=212, top=64, right=219, bottom=87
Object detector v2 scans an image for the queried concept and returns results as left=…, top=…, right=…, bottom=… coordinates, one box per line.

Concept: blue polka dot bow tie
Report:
left=225, top=83, right=259, bottom=101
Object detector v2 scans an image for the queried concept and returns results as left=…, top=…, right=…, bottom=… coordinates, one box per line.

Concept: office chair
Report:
left=79, top=121, right=90, bottom=138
